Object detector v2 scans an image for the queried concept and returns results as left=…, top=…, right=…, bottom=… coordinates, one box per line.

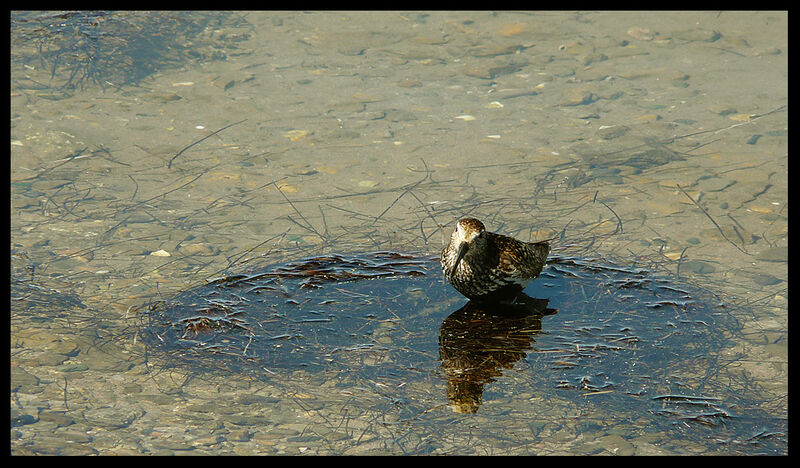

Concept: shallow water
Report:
left=11, top=11, right=786, bottom=455
left=137, top=252, right=783, bottom=454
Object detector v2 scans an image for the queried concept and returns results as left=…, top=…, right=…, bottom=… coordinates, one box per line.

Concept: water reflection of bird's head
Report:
left=438, top=293, right=557, bottom=413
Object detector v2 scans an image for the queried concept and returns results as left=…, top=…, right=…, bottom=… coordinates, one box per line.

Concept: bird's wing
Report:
left=496, top=237, right=550, bottom=279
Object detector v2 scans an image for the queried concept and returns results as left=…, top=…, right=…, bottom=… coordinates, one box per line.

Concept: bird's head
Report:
left=449, top=218, right=486, bottom=274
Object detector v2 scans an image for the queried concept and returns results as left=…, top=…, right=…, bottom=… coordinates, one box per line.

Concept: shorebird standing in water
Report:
left=441, top=218, right=550, bottom=303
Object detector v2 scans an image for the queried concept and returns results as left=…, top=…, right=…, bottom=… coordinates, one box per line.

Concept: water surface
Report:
left=11, top=11, right=786, bottom=455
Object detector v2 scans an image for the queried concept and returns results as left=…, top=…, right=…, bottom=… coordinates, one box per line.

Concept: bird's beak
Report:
left=451, top=241, right=469, bottom=276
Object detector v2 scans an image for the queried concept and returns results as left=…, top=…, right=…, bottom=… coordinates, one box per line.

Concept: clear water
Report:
left=12, top=11, right=786, bottom=455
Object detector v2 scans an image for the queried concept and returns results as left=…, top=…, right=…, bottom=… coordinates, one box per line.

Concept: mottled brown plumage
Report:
left=441, top=218, right=550, bottom=302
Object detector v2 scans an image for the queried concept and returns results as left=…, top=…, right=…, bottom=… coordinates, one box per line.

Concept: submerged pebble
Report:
left=696, top=177, right=734, bottom=192
left=627, top=26, right=654, bottom=41
left=756, top=246, right=788, bottom=263
left=678, top=260, right=716, bottom=274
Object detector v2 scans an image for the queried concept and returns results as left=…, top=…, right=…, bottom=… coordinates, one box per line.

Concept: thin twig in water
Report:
left=101, top=171, right=209, bottom=239
left=272, top=181, right=325, bottom=243
left=21, top=147, right=89, bottom=181
left=224, top=229, right=290, bottom=273
left=167, top=119, right=247, bottom=169
left=676, top=184, right=750, bottom=255
left=676, top=246, right=689, bottom=279
left=407, top=190, right=444, bottom=242
left=373, top=178, right=424, bottom=225
left=318, top=205, right=329, bottom=240
left=324, top=203, right=377, bottom=221
left=667, top=104, right=786, bottom=144
left=598, top=200, right=623, bottom=235
left=128, top=174, right=139, bottom=200
left=63, top=377, right=69, bottom=411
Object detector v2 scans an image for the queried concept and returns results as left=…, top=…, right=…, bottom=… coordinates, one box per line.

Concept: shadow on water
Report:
left=137, top=251, right=785, bottom=454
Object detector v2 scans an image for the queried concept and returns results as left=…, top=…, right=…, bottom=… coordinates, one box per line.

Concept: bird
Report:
left=441, top=218, right=550, bottom=303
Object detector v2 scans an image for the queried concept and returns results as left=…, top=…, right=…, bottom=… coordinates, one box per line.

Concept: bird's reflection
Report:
left=439, top=293, right=557, bottom=413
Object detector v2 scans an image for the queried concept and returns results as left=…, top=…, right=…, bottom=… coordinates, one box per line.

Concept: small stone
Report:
left=255, top=427, right=300, bottom=440
left=748, top=205, right=773, bottom=214
left=637, top=114, right=662, bottom=122
left=485, top=101, right=504, bottom=109
left=560, top=40, right=594, bottom=55
left=180, top=243, right=215, bottom=255
left=596, top=125, right=630, bottom=140
left=212, top=77, right=237, bottom=91
left=338, top=46, right=366, bottom=56
left=627, top=26, right=654, bottom=41
left=55, top=362, right=89, bottom=372
left=663, top=252, right=684, bottom=261
left=676, top=190, right=702, bottom=204
left=498, top=22, right=527, bottom=37
left=462, top=60, right=524, bottom=79
left=43, top=339, right=80, bottom=356
left=746, top=134, right=762, bottom=145
left=410, top=34, right=448, bottom=45
left=151, top=439, right=194, bottom=451
left=83, top=407, right=142, bottom=429
left=657, top=179, right=683, bottom=188
left=469, top=44, right=528, bottom=57
left=677, top=29, right=721, bottom=42
left=397, top=78, right=422, bottom=88
left=150, top=249, right=171, bottom=257
left=707, top=105, right=737, bottom=116
left=277, top=183, right=298, bottom=193
left=617, top=67, right=688, bottom=81
left=729, top=113, right=756, bottom=122
left=11, top=408, right=37, bottom=427
left=228, top=429, right=252, bottom=442
left=462, top=65, right=494, bottom=79
left=679, top=260, right=716, bottom=274
left=559, top=88, right=597, bottom=106
left=316, top=166, right=338, bottom=174
left=284, top=130, right=311, bottom=142
left=144, top=92, right=182, bottom=102
left=582, top=52, right=608, bottom=66
left=384, top=108, right=417, bottom=122
left=494, top=88, right=539, bottom=100
left=138, top=394, right=174, bottom=405
left=697, top=177, right=734, bottom=192
left=750, top=273, right=782, bottom=286
left=11, top=366, right=40, bottom=392
left=598, top=434, right=636, bottom=456
left=754, top=47, right=782, bottom=56
left=351, top=92, right=381, bottom=103
left=59, top=430, right=92, bottom=444
left=192, top=435, right=225, bottom=446
left=756, top=246, right=787, bottom=263
left=358, top=180, right=378, bottom=188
